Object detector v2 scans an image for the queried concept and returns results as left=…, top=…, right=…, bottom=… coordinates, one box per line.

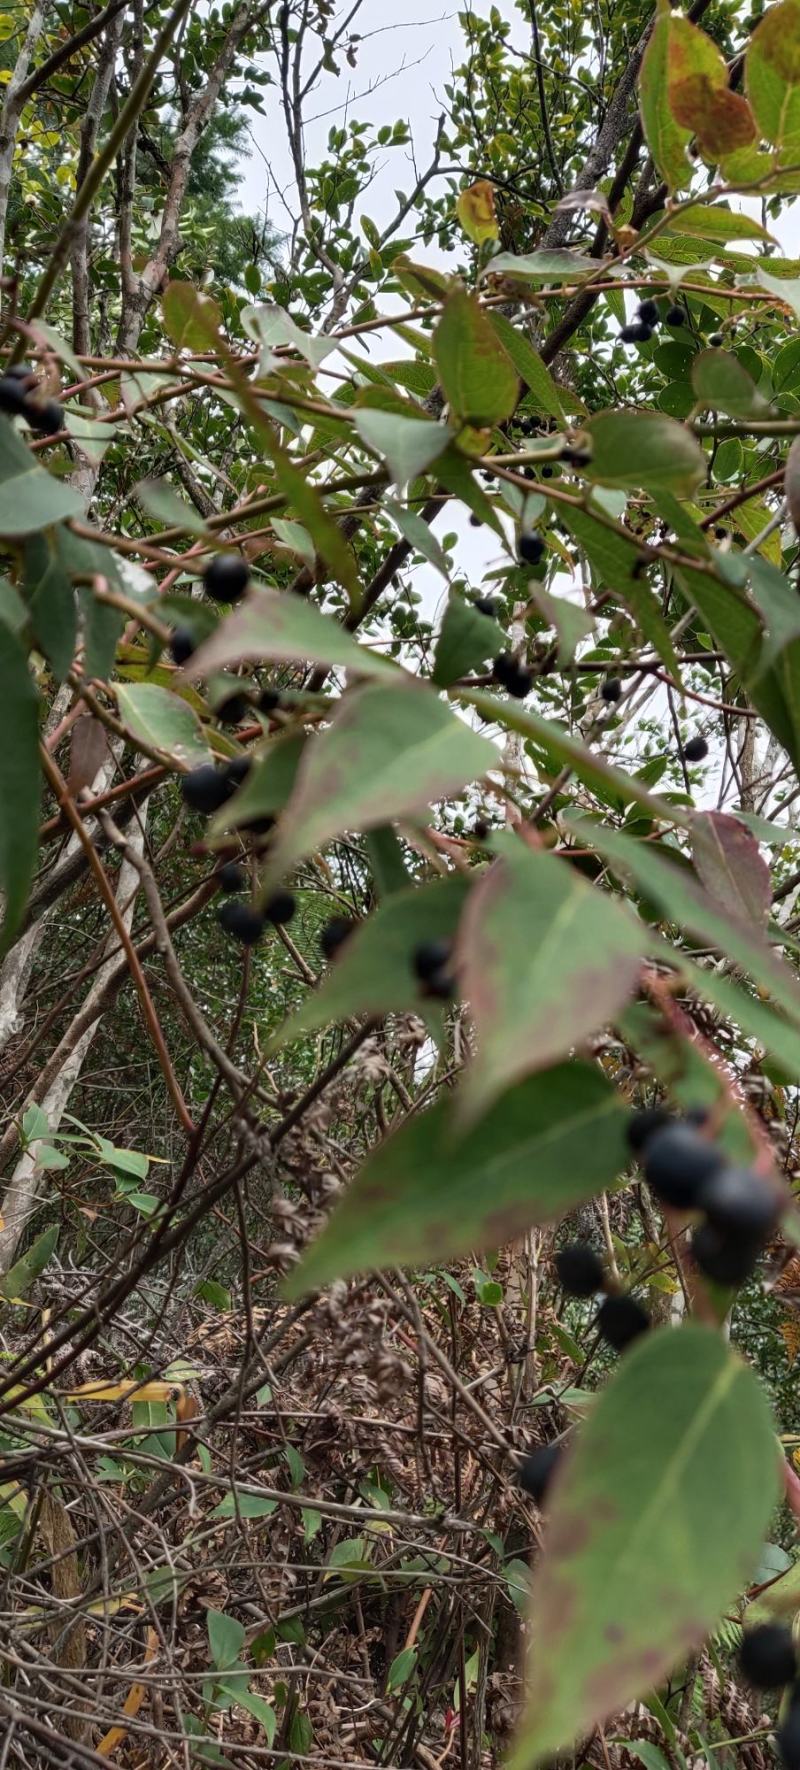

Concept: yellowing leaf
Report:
left=456, top=179, right=499, bottom=245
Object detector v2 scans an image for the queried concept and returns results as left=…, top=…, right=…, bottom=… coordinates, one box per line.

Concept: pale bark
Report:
left=0, top=811, right=147, bottom=1273
left=0, top=0, right=49, bottom=273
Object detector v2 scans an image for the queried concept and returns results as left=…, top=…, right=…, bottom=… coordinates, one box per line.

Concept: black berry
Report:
left=518, top=531, right=545, bottom=566
left=0, top=375, right=29, bottom=416
left=620, top=322, right=652, bottom=344
left=169, top=626, right=196, bottom=666
left=541, top=464, right=554, bottom=478
left=555, top=1242, right=605, bottom=1297
left=181, top=765, right=231, bottom=814
left=241, top=812, right=274, bottom=836
left=492, top=652, right=520, bottom=690
left=224, top=756, right=251, bottom=788
left=683, top=733, right=708, bottom=763
left=637, top=299, right=659, bottom=325
left=320, top=916, right=356, bottom=960
left=258, top=685, right=282, bottom=713
left=264, top=888, right=296, bottom=926
left=412, top=938, right=453, bottom=982
left=474, top=596, right=497, bottom=618
left=217, top=899, right=264, bottom=946
left=691, top=1221, right=762, bottom=1286
left=666, top=304, right=685, bottom=326
left=507, top=663, right=532, bottom=698
left=563, top=445, right=592, bottom=468
left=626, top=1105, right=671, bottom=1153
left=517, top=1442, right=562, bottom=1505
left=216, top=691, right=249, bottom=725
left=642, top=1121, right=725, bottom=1209
left=714, top=526, right=728, bottom=540
left=708, top=332, right=724, bottom=347
left=469, top=513, right=483, bottom=527
left=473, top=819, right=490, bottom=840
left=601, top=677, right=622, bottom=704
left=597, top=1294, right=650, bottom=1351
left=217, top=861, right=246, bottom=893
left=27, top=398, right=63, bottom=436
left=740, top=1623, right=797, bottom=1690
left=204, top=553, right=250, bottom=603
left=699, top=1164, right=781, bottom=1240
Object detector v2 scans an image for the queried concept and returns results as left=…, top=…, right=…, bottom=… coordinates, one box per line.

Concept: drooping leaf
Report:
left=746, top=1, right=800, bottom=162
left=261, top=683, right=498, bottom=886
left=209, top=731, right=306, bottom=834
left=271, top=877, right=467, bottom=1048
left=0, top=419, right=83, bottom=535
left=569, top=816, right=800, bottom=1030
left=432, top=594, right=503, bottom=686
left=691, top=349, right=771, bottom=419
left=186, top=585, right=396, bottom=682
left=456, top=179, right=499, bottom=244
left=352, top=408, right=453, bottom=487
left=433, top=289, right=519, bottom=425
left=115, top=683, right=211, bottom=767
left=639, top=1, right=693, bottom=191
left=0, top=626, right=40, bottom=954
left=0, top=1225, right=59, bottom=1303
left=24, top=531, right=77, bottom=680
left=287, top=1062, right=627, bottom=1294
left=582, top=411, right=707, bottom=498
left=510, top=1325, right=777, bottom=1766
left=558, top=505, right=678, bottom=672
left=691, top=812, right=771, bottom=926
left=456, top=836, right=645, bottom=1121
left=486, top=310, right=569, bottom=419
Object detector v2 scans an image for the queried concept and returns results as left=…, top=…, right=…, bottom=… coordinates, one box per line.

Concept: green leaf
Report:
left=187, top=585, right=396, bottom=682
left=0, top=625, right=40, bottom=954
left=455, top=836, right=645, bottom=1122
left=352, top=408, right=453, bottom=487
left=263, top=429, right=361, bottom=604
left=364, top=826, right=412, bottom=898
left=659, top=10, right=756, bottom=167
left=488, top=249, right=597, bottom=283
left=487, top=311, right=568, bottom=419
left=582, top=411, right=706, bottom=498
left=639, top=1, right=692, bottom=191
left=0, top=576, right=27, bottom=636
left=505, top=1559, right=533, bottom=1616
left=271, top=876, right=469, bottom=1050
left=238, top=1689, right=277, bottom=1744
left=210, top=1493, right=278, bottom=1520
left=0, top=417, right=82, bottom=535
left=746, top=1555, right=800, bottom=1622
left=673, top=204, right=774, bottom=243
left=511, top=1326, right=778, bottom=1766
left=433, top=288, right=519, bottom=425
left=115, top=682, right=211, bottom=767
left=162, top=280, right=224, bottom=351
left=614, top=1745, right=673, bottom=1770
left=207, top=1609, right=246, bottom=1671
left=0, top=1225, right=59, bottom=1303
left=287, top=1062, right=627, bottom=1294
left=549, top=505, right=679, bottom=674
left=691, top=349, right=771, bottom=419
left=21, top=1104, right=49, bottom=1143
left=241, top=302, right=334, bottom=371
left=195, top=1279, right=232, bottom=1311
left=24, top=532, right=76, bottom=680
left=96, top=1144, right=149, bottom=1178
left=210, top=731, right=307, bottom=836
left=432, top=594, right=503, bottom=686
left=386, top=500, right=450, bottom=578
left=136, top=477, right=210, bottom=537
left=36, top=1144, right=69, bottom=1170
left=262, top=683, right=498, bottom=887
left=530, top=585, right=594, bottom=667
left=386, top=1647, right=417, bottom=1691
left=746, top=1, right=800, bottom=161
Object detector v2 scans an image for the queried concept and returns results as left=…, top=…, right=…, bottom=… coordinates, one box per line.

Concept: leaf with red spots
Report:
left=455, top=836, right=644, bottom=1122
left=747, top=0, right=800, bottom=162
left=510, top=1325, right=778, bottom=1766
left=286, top=1061, right=628, bottom=1295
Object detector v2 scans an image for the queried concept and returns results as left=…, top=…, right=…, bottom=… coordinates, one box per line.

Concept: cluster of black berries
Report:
left=412, top=938, right=455, bottom=1000
left=518, top=531, right=545, bottom=567
left=620, top=298, right=661, bottom=347
left=181, top=756, right=292, bottom=946
left=492, top=652, right=531, bottom=699
left=739, top=1624, right=800, bottom=1767
left=629, top=1109, right=781, bottom=1285
left=169, top=553, right=255, bottom=670
left=0, top=363, right=63, bottom=435
left=558, top=1240, right=651, bottom=1351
